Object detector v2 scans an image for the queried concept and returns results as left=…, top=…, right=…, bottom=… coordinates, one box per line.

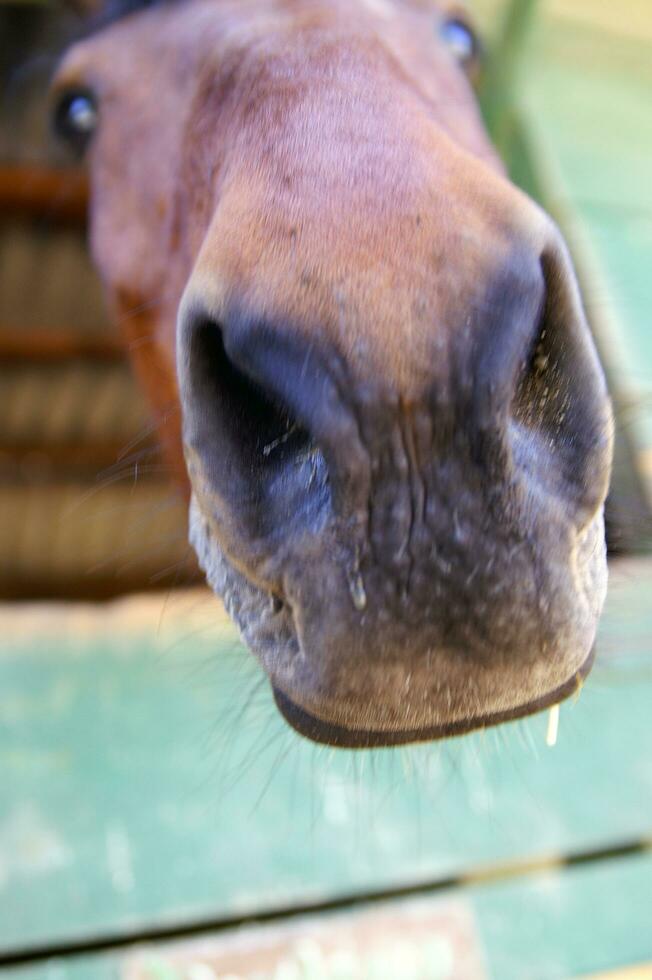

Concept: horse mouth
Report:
left=189, top=482, right=607, bottom=750
left=273, top=645, right=595, bottom=748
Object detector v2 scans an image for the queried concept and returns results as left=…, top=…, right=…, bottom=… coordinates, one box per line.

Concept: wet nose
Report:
left=178, top=235, right=611, bottom=550
left=176, top=228, right=613, bottom=747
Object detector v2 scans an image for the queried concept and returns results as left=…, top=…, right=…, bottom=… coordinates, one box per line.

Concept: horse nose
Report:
left=178, top=229, right=612, bottom=554
left=176, top=230, right=612, bottom=745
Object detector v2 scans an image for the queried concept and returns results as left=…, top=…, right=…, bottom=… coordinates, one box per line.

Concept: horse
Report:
left=51, top=0, right=614, bottom=747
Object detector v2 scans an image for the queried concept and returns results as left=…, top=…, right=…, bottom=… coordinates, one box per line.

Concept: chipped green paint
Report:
left=3, top=854, right=652, bottom=979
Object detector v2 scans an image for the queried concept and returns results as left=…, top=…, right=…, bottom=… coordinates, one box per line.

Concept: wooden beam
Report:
left=0, top=568, right=200, bottom=601
left=0, top=439, right=162, bottom=477
left=0, top=328, right=125, bottom=361
left=0, top=165, right=88, bottom=227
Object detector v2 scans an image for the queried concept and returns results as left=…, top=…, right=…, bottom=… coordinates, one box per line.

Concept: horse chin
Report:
left=272, top=648, right=596, bottom=748
left=189, top=493, right=608, bottom=748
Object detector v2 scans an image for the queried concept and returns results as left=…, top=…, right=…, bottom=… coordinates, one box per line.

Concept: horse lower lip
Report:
left=272, top=645, right=596, bottom=748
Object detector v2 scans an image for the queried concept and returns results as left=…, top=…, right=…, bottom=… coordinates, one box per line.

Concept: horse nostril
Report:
left=471, top=236, right=611, bottom=520
left=509, top=244, right=613, bottom=517
left=191, top=317, right=314, bottom=472
left=511, top=305, right=557, bottom=432
left=178, top=308, right=340, bottom=541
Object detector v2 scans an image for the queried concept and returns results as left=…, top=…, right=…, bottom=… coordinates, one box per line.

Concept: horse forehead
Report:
left=57, top=0, right=474, bottom=163
left=60, top=0, right=446, bottom=82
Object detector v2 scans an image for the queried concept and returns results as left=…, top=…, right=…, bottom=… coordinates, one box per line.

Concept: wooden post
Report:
left=480, top=0, right=540, bottom=156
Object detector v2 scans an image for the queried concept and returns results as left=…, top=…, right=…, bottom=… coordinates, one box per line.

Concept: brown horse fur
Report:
left=53, top=0, right=613, bottom=746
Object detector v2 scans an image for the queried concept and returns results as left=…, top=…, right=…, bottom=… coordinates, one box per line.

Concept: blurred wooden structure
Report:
left=0, top=9, right=196, bottom=597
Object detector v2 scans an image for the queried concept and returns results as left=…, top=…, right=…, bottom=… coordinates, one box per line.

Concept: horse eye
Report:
left=439, top=17, right=479, bottom=67
left=53, top=90, right=98, bottom=155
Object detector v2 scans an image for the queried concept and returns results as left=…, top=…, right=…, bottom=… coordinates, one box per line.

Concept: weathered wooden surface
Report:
left=2, top=849, right=651, bottom=979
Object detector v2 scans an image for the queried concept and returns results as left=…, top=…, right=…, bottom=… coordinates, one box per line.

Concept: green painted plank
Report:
left=475, top=852, right=652, bottom=979
left=1, top=559, right=651, bottom=954
left=4, top=852, right=651, bottom=979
